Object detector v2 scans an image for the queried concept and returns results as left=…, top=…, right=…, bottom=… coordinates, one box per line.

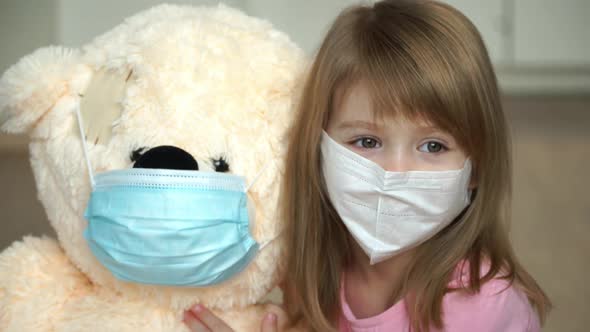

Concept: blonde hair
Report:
left=282, top=0, right=551, bottom=331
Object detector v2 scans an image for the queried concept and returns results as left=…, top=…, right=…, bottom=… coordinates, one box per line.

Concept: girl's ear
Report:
left=0, top=46, right=85, bottom=135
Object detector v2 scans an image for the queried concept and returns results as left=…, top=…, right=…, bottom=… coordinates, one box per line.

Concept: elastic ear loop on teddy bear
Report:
left=244, top=159, right=285, bottom=251
left=74, top=102, right=96, bottom=188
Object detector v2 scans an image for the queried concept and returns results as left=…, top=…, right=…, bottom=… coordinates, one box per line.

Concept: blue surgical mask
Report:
left=74, top=105, right=272, bottom=287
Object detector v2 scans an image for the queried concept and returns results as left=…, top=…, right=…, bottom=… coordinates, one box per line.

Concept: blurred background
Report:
left=0, top=0, right=588, bottom=331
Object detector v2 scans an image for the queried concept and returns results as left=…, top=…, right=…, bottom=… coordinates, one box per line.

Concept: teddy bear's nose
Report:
left=132, top=145, right=199, bottom=170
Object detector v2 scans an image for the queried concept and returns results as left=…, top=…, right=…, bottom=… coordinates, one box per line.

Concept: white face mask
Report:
left=320, top=131, right=472, bottom=264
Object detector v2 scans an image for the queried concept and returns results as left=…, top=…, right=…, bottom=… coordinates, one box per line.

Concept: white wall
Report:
left=0, top=0, right=58, bottom=73
left=1, top=0, right=588, bottom=94
left=514, top=0, right=590, bottom=66
left=56, top=0, right=243, bottom=46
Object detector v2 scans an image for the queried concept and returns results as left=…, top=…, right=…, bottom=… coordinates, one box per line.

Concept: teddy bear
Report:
left=0, top=4, right=305, bottom=331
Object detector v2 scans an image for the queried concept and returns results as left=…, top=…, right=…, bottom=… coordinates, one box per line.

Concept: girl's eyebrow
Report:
left=416, top=126, right=455, bottom=141
left=337, top=120, right=381, bottom=130
left=416, top=125, right=449, bottom=134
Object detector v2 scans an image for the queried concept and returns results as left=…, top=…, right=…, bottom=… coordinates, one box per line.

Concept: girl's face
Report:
left=326, top=82, right=468, bottom=172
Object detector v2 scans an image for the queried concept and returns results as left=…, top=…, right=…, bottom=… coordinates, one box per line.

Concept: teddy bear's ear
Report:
left=0, top=46, right=82, bottom=135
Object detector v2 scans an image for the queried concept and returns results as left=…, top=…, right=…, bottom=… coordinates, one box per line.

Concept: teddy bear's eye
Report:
left=212, top=157, right=230, bottom=173
left=130, top=147, right=148, bottom=162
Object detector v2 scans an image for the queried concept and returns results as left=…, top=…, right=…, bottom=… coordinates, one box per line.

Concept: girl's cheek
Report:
left=419, top=152, right=467, bottom=171
left=361, top=149, right=387, bottom=166
left=345, top=143, right=382, bottom=160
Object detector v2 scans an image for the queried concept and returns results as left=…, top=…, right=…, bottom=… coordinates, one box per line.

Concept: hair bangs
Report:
left=351, top=9, right=472, bottom=151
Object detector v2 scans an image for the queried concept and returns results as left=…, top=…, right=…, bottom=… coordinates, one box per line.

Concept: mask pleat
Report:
left=83, top=168, right=260, bottom=287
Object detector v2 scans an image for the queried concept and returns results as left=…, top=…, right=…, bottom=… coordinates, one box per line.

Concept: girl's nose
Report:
left=380, top=151, right=415, bottom=172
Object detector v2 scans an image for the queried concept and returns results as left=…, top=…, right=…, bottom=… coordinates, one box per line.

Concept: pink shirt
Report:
left=339, top=263, right=540, bottom=332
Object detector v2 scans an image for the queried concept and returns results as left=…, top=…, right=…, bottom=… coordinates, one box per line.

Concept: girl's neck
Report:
left=349, top=240, right=415, bottom=284
left=344, top=241, right=416, bottom=318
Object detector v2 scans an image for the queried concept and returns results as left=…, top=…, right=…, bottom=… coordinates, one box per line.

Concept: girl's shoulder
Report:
left=442, top=260, right=541, bottom=332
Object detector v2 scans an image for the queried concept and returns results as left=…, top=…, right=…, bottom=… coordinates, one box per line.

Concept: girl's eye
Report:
left=352, top=137, right=381, bottom=149
left=418, top=141, right=447, bottom=153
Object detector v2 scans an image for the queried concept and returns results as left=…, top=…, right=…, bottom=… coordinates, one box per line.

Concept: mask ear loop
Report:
left=245, top=160, right=275, bottom=192
left=74, top=101, right=96, bottom=188
left=258, top=230, right=282, bottom=251
left=244, top=160, right=283, bottom=251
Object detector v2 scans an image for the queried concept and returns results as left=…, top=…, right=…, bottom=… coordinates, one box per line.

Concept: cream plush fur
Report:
left=0, top=4, right=305, bottom=331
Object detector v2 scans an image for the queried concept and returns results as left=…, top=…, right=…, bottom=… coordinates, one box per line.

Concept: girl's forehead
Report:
left=332, top=81, right=439, bottom=130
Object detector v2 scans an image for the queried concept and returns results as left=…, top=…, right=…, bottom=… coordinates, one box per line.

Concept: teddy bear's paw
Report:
left=56, top=295, right=191, bottom=332
left=0, top=236, right=92, bottom=331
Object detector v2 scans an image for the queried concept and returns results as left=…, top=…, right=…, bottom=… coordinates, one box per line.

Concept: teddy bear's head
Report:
left=0, top=4, right=304, bottom=310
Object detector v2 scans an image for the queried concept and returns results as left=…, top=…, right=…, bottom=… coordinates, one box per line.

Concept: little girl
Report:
left=280, top=0, right=550, bottom=331
left=184, top=1, right=551, bottom=331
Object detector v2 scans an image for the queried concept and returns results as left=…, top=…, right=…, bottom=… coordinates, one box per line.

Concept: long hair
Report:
left=282, top=1, right=551, bottom=331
